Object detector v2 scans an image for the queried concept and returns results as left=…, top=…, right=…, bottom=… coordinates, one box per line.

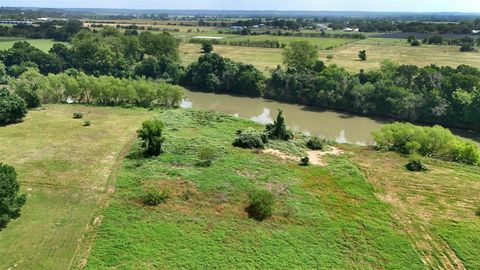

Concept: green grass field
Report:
left=0, top=105, right=154, bottom=270
left=180, top=38, right=480, bottom=73
left=74, top=109, right=431, bottom=269
left=0, top=37, right=65, bottom=52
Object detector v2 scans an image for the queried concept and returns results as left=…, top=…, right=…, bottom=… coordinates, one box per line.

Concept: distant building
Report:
left=0, top=20, right=33, bottom=25
left=316, top=24, right=328, bottom=30
left=343, top=27, right=359, bottom=32
left=37, top=17, right=52, bottom=22
left=230, top=26, right=243, bottom=30
left=473, top=30, right=480, bottom=34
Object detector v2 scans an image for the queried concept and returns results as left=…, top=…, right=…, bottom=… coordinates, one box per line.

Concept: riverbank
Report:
left=78, top=108, right=479, bottom=269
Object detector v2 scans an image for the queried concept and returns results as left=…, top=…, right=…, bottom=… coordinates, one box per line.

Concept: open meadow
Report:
left=0, top=105, right=154, bottom=270
left=180, top=38, right=480, bottom=73
left=0, top=37, right=65, bottom=52
left=73, top=109, right=480, bottom=269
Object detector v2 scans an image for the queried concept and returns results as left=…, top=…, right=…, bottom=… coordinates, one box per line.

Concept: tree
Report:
left=246, top=190, right=274, bottom=221
left=283, top=41, right=319, bottom=70
left=0, top=163, right=27, bottom=230
left=460, top=42, right=475, bottom=52
left=201, top=40, right=214, bottom=53
left=410, top=39, right=421, bottom=46
left=137, top=119, right=165, bottom=156
left=0, top=88, right=27, bottom=125
left=265, top=109, right=293, bottom=140
left=358, top=50, right=367, bottom=61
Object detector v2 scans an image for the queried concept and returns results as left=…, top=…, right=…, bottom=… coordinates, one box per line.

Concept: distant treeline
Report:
left=220, top=29, right=365, bottom=39
left=0, top=20, right=84, bottom=41
left=189, top=38, right=286, bottom=48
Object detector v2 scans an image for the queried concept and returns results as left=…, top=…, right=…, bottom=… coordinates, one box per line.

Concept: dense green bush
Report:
left=232, top=128, right=266, bottom=149
left=143, top=188, right=170, bottom=206
left=0, top=163, right=27, bottom=230
left=300, top=157, right=310, bottom=166
left=265, top=109, right=293, bottom=141
left=83, top=120, right=91, bottom=126
left=73, top=112, right=83, bottom=119
left=373, top=123, right=480, bottom=165
left=137, top=119, right=165, bottom=156
left=307, top=136, right=326, bottom=150
left=246, top=190, right=275, bottom=221
left=0, top=88, right=27, bottom=125
left=405, top=155, right=428, bottom=172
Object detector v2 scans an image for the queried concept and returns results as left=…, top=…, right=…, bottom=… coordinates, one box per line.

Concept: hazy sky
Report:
left=2, top=0, right=480, bottom=13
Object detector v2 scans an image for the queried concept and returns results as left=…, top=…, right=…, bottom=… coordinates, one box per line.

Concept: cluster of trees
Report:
left=373, top=123, right=480, bottom=165
left=0, top=20, right=83, bottom=41
left=10, top=69, right=184, bottom=108
left=0, top=28, right=182, bottom=80
left=0, top=88, right=27, bottom=125
left=182, top=53, right=265, bottom=96
left=189, top=38, right=286, bottom=49
left=221, top=29, right=365, bottom=39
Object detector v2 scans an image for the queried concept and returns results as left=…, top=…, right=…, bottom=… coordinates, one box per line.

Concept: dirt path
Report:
left=263, top=146, right=344, bottom=166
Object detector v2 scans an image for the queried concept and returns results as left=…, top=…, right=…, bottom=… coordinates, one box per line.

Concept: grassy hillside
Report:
left=0, top=105, right=154, bottom=270
left=77, top=109, right=426, bottom=269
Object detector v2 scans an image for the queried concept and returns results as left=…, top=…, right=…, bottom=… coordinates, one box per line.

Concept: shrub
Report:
left=143, top=188, right=170, bottom=206
left=358, top=50, right=367, bottom=61
left=83, top=120, right=91, bottom=126
left=137, top=119, right=165, bottom=156
left=372, top=123, right=480, bottom=165
left=0, top=163, right=27, bottom=230
left=406, top=155, right=428, bottom=172
left=246, top=190, right=274, bottom=221
left=265, top=109, right=293, bottom=141
left=233, top=128, right=266, bottom=149
left=300, top=156, right=309, bottom=166
left=0, top=88, right=27, bottom=126
left=73, top=112, right=83, bottom=119
left=201, top=41, right=214, bottom=53
left=307, top=136, right=325, bottom=150
left=475, top=208, right=480, bottom=217
left=410, top=39, right=421, bottom=46
left=197, top=147, right=216, bottom=167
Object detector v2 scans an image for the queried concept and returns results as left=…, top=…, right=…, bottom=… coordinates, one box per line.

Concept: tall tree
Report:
left=0, top=163, right=27, bottom=230
left=282, top=41, right=319, bottom=71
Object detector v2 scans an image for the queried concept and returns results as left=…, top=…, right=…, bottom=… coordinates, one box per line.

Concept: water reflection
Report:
left=250, top=108, right=273, bottom=125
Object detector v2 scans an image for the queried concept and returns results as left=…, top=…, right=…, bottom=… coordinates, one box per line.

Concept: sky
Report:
left=1, top=0, right=480, bottom=13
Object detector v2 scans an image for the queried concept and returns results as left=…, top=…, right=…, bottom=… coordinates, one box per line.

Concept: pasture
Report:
left=0, top=105, right=154, bottom=270
left=0, top=37, right=65, bottom=52
left=180, top=38, right=480, bottom=73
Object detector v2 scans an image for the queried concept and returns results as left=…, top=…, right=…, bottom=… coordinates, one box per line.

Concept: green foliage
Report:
left=307, top=136, right=326, bottom=150
left=358, top=50, right=367, bottom=61
left=410, top=39, right=421, bottom=46
left=406, top=155, right=428, bottom=172
left=134, top=56, right=185, bottom=84
left=11, top=68, right=45, bottom=108
left=283, top=41, right=319, bottom=70
left=265, top=109, right=293, bottom=141
left=143, top=188, right=170, bottom=206
left=83, top=120, right=91, bottom=127
left=137, top=119, right=165, bottom=156
left=201, top=41, right=214, bottom=53
left=183, top=53, right=265, bottom=97
left=246, top=189, right=275, bottom=221
left=0, top=163, right=27, bottom=230
left=197, top=147, right=216, bottom=167
left=72, top=112, right=83, bottom=119
left=0, top=88, right=27, bottom=125
left=373, top=123, right=480, bottom=165
left=232, top=128, right=266, bottom=149
left=460, top=42, right=475, bottom=52
left=300, top=156, right=310, bottom=166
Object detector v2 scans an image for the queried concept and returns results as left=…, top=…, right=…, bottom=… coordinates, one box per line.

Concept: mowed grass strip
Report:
left=0, top=37, right=66, bottom=52
left=0, top=104, right=154, bottom=270
left=81, top=109, right=423, bottom=269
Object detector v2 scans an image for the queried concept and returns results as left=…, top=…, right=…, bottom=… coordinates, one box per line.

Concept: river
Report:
left=181, top=89, right=390, bottom=145
left=181, top=89, right=480, bottom=146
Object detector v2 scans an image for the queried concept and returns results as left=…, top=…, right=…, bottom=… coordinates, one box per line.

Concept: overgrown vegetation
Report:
left=405, top=155, right=428, bottom=172
left=265, top=109, right=293, bottom=140
left=307, top=136, right=326, bottom=150
left=0, top=163, right=26, bottom=230
left=232, top=128, right=266, bottom=149
left=137, top=119, right=165, bottom=156
left=372, top=122, right=480, bottom=165
left=143, top=188, right=170, bottom=206
left=246, top=189, right=275, bottom=221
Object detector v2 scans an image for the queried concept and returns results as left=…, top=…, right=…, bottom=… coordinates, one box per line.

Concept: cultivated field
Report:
left=0, top=37, right=65, bottom=52
left=0, top=105, right=154, bottom=270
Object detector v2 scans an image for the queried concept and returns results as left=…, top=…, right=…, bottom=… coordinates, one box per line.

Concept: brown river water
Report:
left=181, top=89, right=480, bottom=146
